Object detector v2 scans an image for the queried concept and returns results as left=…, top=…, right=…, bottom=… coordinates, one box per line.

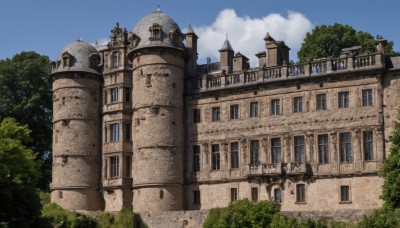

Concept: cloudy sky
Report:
left=1, top=0, right=399, bottom=67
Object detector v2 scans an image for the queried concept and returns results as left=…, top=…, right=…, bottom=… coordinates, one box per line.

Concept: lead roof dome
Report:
left=130, top=8, right=185, bottom=52
left=51, top=40, right=101, bottom=75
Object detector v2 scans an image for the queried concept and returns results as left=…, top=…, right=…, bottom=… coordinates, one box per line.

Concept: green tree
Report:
left=381, top=110, right=400, bottom=209
left=0, top=51, right=52, bottom=190
left=297, top=23, right=394, bottom=62
left=0, top=118, right=42, bottom=227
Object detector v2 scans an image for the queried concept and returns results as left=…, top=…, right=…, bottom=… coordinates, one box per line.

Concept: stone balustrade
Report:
left=187, top=52, right=384, bottom=93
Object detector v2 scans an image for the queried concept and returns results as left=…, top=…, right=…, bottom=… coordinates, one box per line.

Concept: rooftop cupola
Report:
left=264, top=32, right=290, bottom=67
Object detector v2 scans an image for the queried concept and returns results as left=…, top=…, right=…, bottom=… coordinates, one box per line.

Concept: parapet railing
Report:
left=187, top=53, right=384, bottom=92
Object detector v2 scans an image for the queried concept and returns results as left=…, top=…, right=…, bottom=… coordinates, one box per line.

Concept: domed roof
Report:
left=51, top=40, right=101, bottom=75
left=130, top=8, right=185, bottom=52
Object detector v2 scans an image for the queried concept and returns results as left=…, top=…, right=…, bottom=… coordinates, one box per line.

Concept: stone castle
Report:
left=49, top=7, right=400, bottom=221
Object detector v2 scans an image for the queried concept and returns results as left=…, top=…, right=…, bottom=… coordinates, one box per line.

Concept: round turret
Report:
left=129, top=9, right=186, bottom=211
left=50, top=40, right=103, bottom=211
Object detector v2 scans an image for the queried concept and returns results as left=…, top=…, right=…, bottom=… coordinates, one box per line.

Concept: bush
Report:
left=358, top=207, right=400, bottom=228
left=203, top=207, right=227, bottom=228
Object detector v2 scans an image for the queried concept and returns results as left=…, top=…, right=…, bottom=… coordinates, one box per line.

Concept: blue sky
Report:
left=1, top=0, right=399, bottom=66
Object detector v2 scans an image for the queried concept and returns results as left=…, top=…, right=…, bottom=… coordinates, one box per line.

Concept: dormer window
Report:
left=149, top=23, right=162, bottom=41
left=112, top=51, right=119, bottom=67
left=169, top=28, right=181, bottom=46
left=129, top=33, right=140, bottom=49
left=62, top=52, right=72, bottom=68
left=89, top=54, right=100, bottom=70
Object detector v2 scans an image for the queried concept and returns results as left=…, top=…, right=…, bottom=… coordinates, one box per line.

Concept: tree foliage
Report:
left=297, top=23, right=394, bottom=63
left=381, top=110, right=400, bottom=209
left=0, top=118, right=42, bottom=227
left=0, top=51, right=52, bottom=190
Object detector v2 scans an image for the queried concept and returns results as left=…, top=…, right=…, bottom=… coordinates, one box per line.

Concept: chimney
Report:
left=219, top=37, right=234, bottom=74
left=185, top=23, right=198, bottom=76
left=264, top=33, right=290, bottom=67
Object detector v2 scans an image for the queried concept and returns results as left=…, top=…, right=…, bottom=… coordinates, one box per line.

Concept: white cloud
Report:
left=191, top=9, right=313, bottom=66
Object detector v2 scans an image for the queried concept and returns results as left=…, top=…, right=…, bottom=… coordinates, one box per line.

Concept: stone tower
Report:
left=49, top=40, right=104, bottom=211
left=127, top=8, right=187, bottom=211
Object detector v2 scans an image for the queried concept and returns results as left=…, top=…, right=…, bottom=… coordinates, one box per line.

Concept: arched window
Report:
left=149, top=23, right=162, bottom=41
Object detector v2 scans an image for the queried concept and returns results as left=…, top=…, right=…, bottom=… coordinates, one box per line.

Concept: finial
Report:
left=95, top=40, right=98, bottom=47
left=116, top=22, right=119, bottom=28
left=226, top=33, right=228, bottom=40
left=187, top=21, right=195, bottom=34
left=77, top=37, right=82, bottom=42
left=156, top=5, right=161, bottom=13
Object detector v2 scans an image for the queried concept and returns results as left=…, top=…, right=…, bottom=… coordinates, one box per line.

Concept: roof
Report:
left=51, top=40, right=101, bottom=75
left=130, top=8, right=185, bottom=52
left=219, top=38, right=234, bottom=52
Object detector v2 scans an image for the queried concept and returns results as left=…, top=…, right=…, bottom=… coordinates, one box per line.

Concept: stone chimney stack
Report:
left=185, top=23, right=198, bottom=76
left=264, top=33, right=290, bottom=67
left=219, top=37, right=234, bottom=74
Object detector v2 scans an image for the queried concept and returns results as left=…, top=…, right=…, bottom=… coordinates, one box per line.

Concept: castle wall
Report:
left=185, top=176, right=382, bottom=211
left=130, top=49, right=186, bottom=211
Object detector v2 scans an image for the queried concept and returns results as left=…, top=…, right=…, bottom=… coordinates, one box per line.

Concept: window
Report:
left=340, top=132, right=352, bottom=162
left=193, top=190, right=201, bottom=205
left=271, top=138, right=281, bottom=163
left=338, top=91, right=349, bottom=108
left=363, top=131, right=374, bottom=161
left=125, top=87, right=130, bottom=102
left=146, top=74, right=152, bottom=86
left=250, top=140, right=260, bottom=166
left=294, top=136, right=305, bottom=162
left=230, top=105, right=239, bottom=119
left=340, top=186, right=350, bottom=202
left=112, top=51, right=119, bottom=67
left=125, top=124, right=131, bottom=141
left=104, top=91, right=107, bottom=104
left=296, top=184, right=305, bottom=203
left=318, top=134, right=329, bottom=164
left=317, top=94, right=327, bottom=110
left=111, top=87, right=119, bottom=103
left=274, top=188, right=282, bottom=203
left=109, top=156, right=119, bottom=178
left=110, top=123, right=119, bottom=142
left=231, top=142, right=239, bottom=169
left=212, top=144, right=220, bottom=170
left=271, top=99, right=280, bottom=115
left=193, top=109, right=201, bottom=123
left=362, top=89, right=373, bottom=106
left=125, top=156, right=131, bottom=177
left=193, top=145, right=200, bottom=172
left=251, top=187, right=258, bottom=202
left=231, top=188, right=238, bottom=202
left=212, top=107, right=220, bottom=122
left=293, top=97, right=303, bottom=113
left=250, top=102, right=259, bottom=117
left=150, top=23, right=162, bottom=40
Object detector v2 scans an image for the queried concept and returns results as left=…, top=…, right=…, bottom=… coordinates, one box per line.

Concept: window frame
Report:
left=211, top=144, right=220, bottom=170
left=271, top=138, right=282, bottom=163
left=193, top=109, right=201, bottom=123
left=296, top=184, right=306, bottom=203
left=338, top=91, right=349, bottom=108
left=274, top=188, right=282, bottom=203
left=112, top=51, right=119, bottom=67
left=193, top=190, right=201, bottom=205
left=251, top=187, right=258, bottom=202
left=294, top=136, right=305, bottom=162
left=230, top=104, right=239, bottom=120
left=110, top=87, right=119, bottom=103
left=363, top=131, right=374, bottom=161
left=110, top=123, right=119, bottom=142
left=250, top=140, right=260, bottom=166
left=231, top=188, right=238, bottom=202
left=212, top=107, right=221, bottom=122
left=293, top=96, right=303, bottom=113
left=318, top=134, right=329, bottom=164
left=250, top=101, right=259, bottom=117
left=230, top=142, right=239, bottom=169
left=340, top=186, right=350, bottom=202
left=109, top=156, right=120, bottom=178
left=193, top=145, right=201, bottom=172
left=316, top=93, right=327, bottom=111
left=362, top=89, right=373, bottom=106
left=340, top=132, right=352, bottom=162
left=271, top=99, right=281, bottom=115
